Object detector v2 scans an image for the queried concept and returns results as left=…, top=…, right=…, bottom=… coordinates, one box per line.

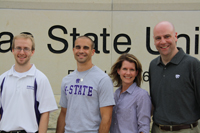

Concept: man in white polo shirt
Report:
left=0, top=33, right=58, bottom=133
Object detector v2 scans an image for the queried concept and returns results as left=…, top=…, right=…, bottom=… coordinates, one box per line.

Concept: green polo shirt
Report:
left=149, top=47, right=200, bottom=125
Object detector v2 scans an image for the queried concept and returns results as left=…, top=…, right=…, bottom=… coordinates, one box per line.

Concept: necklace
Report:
left=76, top=65, right=94, bottom=83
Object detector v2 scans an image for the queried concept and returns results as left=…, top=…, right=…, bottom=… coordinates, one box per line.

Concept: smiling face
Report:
left=153, top=21, right=178, bottom=59
left=117, top=60, right=138, bottom=87
left=12, top=37, right=34, bottom=67
left=73, top=37, right=95, bottom=64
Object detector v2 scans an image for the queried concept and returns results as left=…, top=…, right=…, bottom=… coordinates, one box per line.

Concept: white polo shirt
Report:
left=0, top=64, right=58, bottom=132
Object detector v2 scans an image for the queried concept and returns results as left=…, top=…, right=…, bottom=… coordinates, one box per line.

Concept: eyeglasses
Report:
left=14, top=47, right=31, bottom=53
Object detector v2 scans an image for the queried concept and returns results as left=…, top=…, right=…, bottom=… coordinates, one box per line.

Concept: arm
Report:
left=98, top=106, right=113, bottom=133
left=137, top=92, right=151, bottom=133
left=56, top=107, right=67, bottom=133
left=38, top=112, right=50, bottom=133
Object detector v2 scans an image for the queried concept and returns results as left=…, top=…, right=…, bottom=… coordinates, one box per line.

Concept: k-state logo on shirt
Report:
left=65, top=85, right=93, bottom=96
left=27, top=85, right=34, bottom=90
left=175, top=74, right=180, bottom=79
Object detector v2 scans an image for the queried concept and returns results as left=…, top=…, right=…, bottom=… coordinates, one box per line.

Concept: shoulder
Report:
left=114, top=87, right=121, bottom=95
left=33, top=68, right=52, bottom=87
left=90, top=66, right=113, bottom=87
left=183, top=54, right=200, bottom=63
left=150, top=56, right=160, bottom=66
left=35, top=69, right=48, bottom=80
left=93, top=66, right=106, bottom=74
left=134, top=86, right=150, bottom=98
left=182, top=54, right=200, bottom=69
left=91, top=66, right=109, bottom=79
left=0, top=70, right=10, bottom=82
left=61, top=70, right=76, bottom=85
left=86, top=66, right=112, bottom=84
left=134, top=87, right=151, bottom=106
left=149, top=56, right=160, bottom=71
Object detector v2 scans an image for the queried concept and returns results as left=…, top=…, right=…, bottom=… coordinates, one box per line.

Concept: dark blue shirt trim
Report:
left=34, top=79, right=40, bottom=125
left=0, top=77, right=5, bottom=119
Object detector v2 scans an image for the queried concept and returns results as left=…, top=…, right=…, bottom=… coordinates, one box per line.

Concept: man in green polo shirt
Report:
left=149, top=21, right=200, bottom=133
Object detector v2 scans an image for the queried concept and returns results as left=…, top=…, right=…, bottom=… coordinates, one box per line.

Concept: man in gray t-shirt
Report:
left=56, top=36, right=115, bottom=133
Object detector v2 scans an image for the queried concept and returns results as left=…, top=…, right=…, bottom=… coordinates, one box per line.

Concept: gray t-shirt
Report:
left=60, top=65, right=115, bottom=133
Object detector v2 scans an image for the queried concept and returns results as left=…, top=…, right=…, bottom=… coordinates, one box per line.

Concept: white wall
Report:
left=1, top=0, right=200, bottom=94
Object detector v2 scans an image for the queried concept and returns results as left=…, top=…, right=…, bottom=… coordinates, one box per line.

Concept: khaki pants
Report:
left=151, top=122, right=200, bottom=133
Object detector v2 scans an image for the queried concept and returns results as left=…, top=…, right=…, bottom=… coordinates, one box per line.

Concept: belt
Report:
left=0, top=130, right=26, bottom=133
left=155, top=122, right=198, bottom=131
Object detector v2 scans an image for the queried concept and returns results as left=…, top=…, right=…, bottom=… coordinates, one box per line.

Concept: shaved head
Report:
left=153, top=21, right=178, bottom=64
left=153, top=21, right=176, bottom=36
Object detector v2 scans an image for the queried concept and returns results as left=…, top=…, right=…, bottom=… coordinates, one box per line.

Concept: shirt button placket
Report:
left=16, top=79, right=20, bottom=91
left=163, top=67, right=166, bottom=78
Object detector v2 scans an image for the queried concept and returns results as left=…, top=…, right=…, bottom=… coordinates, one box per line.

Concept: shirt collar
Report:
left=119, top=82, right=137, bottom=95
left=8, top=64, right=36, bottom=77
left=156, top=47, right=186, bottom=65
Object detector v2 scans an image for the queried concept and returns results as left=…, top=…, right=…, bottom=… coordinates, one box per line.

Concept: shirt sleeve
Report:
left=59, top=78, right=68, bottom=108
left=0, top=72, right=7, bottom=109
left=36, top=75, right=58, bottom=113
left=0, top=77, right=2, bottom=109
left=98, top=76, right=115, bottom=108
left=193, top=61, right=200, bottom=108
left=137, top=91, right=152, bottom=133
